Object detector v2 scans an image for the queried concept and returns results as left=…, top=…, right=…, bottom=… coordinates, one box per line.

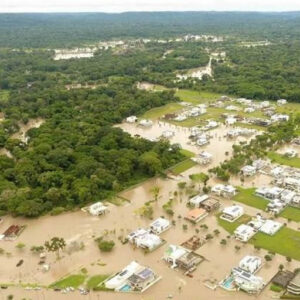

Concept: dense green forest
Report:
left=0, top=12, right=300, bottom=217
left=1, top=12, right=300, bottom=48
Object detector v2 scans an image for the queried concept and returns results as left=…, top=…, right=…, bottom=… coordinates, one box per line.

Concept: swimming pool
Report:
left=120, top=284, right=132, bottom=292
left=221, top=276, right=236, bottom=290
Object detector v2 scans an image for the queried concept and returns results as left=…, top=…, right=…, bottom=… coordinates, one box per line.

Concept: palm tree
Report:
left=44, top=237, right=66, bottom=259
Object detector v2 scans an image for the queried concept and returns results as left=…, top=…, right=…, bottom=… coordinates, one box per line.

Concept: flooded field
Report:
left=0, top=170, right=298, bottom=300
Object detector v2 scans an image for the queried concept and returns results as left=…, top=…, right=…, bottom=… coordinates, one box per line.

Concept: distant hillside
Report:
left=1, top=12, right=300, bottom=47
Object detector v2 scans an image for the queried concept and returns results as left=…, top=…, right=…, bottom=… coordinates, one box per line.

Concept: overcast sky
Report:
left=1, top=0, right=300, bottom=13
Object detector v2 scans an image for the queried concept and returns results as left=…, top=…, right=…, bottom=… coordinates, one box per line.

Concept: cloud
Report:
left=1, top=0, right=300, bottom=12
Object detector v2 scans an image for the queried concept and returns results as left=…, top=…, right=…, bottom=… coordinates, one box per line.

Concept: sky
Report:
left=1, top=0, right=300, bottom=13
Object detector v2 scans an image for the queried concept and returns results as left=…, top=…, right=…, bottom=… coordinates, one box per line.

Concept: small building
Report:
left=198, top=151, right=213, bottom=165
left=163, top=244, right=203, bottom=271
left=287, top=272, right=300, bottom=295
left=260, top=101, right=270, bottom=108
left=0, top=225, right=25, bottom=241
left=139, top=119, right=153, bottom=127
left=185, top=208, right=208, bottom=223
left=272, top=270, right=295, bottom=288
left=284, top=149, right=297, bottom=158
left=277, top=99, right=287, bottom=106
left=189, top=194, right=209, bottom=208
left=149, top=218, right=170, bottom=235
left=226, top=105, right=239, bottom=111
left=271, top=114, right=289, bottom=122
left=241, top=165, right=256, bottom=177
left=239, top=256, right=262, bottom=274
left=225, top=116, right=237, bottom=125
left=212, top=184, right=237, bottom=198
left=161, top=130, right=175, bottom=139
left=244, top=107, right=255, bottom=113
left=221, top=205, right=244, bottom=222
left=200, top=198, right=220, bottom=212
left=126, top=116, right=138, bottom=123
left=234, top=224, right=256, bottom=242
left=128, top=229, right=163, bottom=252
left=258, top=220, right=282, bottom=236
left=196, top=136, right=209, bottom=146
left=88, top=202, right=108, bottom=216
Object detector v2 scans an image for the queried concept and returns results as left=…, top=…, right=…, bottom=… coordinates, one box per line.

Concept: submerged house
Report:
left=241, top=165, right=256, bottom=177
left=185, top=208, right=208, bottom=223
left=105, top=261, right=160, bottom=293
left=221, top=205, right=244, bottom=222
left=239, top=256, right=262, bottom=274
left=211, top=184, right=237, bottom=198
left=163, top=244, right=203, bottom=271
left=149, top=218, right=170, bottom=235
left=88, top=202, right=108, bottom=216
left=234, top=224, right=256, bottom=242
left=287, top=272, right=300, bottom=295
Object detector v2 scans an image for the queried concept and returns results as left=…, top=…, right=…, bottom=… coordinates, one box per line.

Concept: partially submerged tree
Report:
left=44, top=237, right=66, bottom=259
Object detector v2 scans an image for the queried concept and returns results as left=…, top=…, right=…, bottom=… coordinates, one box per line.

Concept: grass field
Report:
left=142, top=102, right=182, bottom=119
left=86, top=275, right=109, bottom=289
left=280, top=206, right=300, bottom=222
left=180, top=149, right=195, bottom=158
left=217, top=214, right=252, bottom=234
left=250, top=227, right=300, bottom=261
left=175, top=89, right=221, bottom=104
left=169, top=159, right=196, bottom=175
left=268, top=152, right=300, bottom=168
left=233, top=187, right=269, bottom=210
left=50, top=275, right=86, bottom=289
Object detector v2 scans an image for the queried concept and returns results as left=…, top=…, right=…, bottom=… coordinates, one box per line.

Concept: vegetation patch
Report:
left=280, top=206, right=300, bottom=223
left=50, top=275, right=86, bottom=289
left=169, top=159, right=196, bottom=175
left=86, top=275, right=110, bottom=289
left=268, top=152, right=300, bottom=168
left=217, top=214, right=252, bottom=234
left=233, top=187, right=268, bottom=210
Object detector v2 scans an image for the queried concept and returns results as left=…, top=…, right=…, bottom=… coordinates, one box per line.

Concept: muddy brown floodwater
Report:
left=0, top=121, right=298, bottom=300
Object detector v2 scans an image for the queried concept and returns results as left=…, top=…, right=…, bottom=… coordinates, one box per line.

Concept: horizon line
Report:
left=0, top=10, right=300, bottom=14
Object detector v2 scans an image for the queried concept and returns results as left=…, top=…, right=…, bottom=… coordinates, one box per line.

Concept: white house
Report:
left=212, top=184, right=237, bottom=198
left=241, top=165, right=256, bottom=176
left=196, top=136, right=209, bottom=146
left=225, top=116, right=237, bottom=125
left=226, top=105, right=240, bottom=111
left=189, top=194, right=209, bottom=208
left=259, top=220, right=282, bottom=236
left=126, top=116, right=138, bottom=123
left=260, top=101, right=270, bottom=108
left=234, top=224, right=256, bottom=242
left=139, top=119, right=153, bottom=127
left=134, top=233, right=163, bottom=251
left=244, top=107, right=255, bottom=113
left=284, top=149, right=297, bottom=158
left=149, top=218, right=170, bottom=234
left=221, top=205, right=244, bottom=222
left=191, top=151, right=212, bottom=165
left=271, top=114, right=289, bottom=122
left=88, top=202, right=108, bottom=216
left=162, top=130, right=175, bottom=139
left=277, top=99, right=287, bottom=106
left=239, top=256, right=262, bottom=274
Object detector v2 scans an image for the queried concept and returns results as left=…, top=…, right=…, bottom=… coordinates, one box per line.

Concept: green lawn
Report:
left=50, top=275, right=86, bottom=289
left=169, top=159, right=196, bottom=175
left=218, top=214, right=300, bottom=261
left=180, top=149, right=195, bottom=158
left=268, top=152, right=300, bottom=168
left=217, top=214, right=252, bottom=234
left=280, top=206, right=300, bottom=222
left=142, top=102, right=182, bottom=119
left=250, top=227, right=300, bottom=261
left=175, top=89, right=220, bottom=104
left=233, top=187, right=269, bottom=210
left=86, top=275, right=110, bottom=289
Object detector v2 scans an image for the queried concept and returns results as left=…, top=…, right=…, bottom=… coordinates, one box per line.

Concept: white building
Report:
left=196, top=136, right=209, bottom=146
left=149, top=218, right=170, bottom=235
left=271, top=114, right=289, bottom=122
left=259, top=220, right=282, bottom=236
left=239, top=256, right=262, bottom=274
left=221, top=205, right=244, bottom=222
left=192, top=151, right=213, bottom=165
left=241, top=165, right=256, bottom=176
left=211, top=184, right=237, bottom=198
left=88, top=202, right=108, bottom=216
left=161, top=130, right=175, bottom=139
left=126, top=116, right=138, bottom=123
left=189, top=194, right=209, bottom=208
left=139, top=119, right=153, bottom=127
left=225, top=116, right=237, bottom=125
left=234, top=224, right=256, bottom=242
left=226, top=105, right=240, bottom=111
left=277, top=99, right=287, bottom=106
left=260, top=101, right=270, bottom=108
left=244, top=107, right=255, bottom=113
left=284, top=149, right=297, bottom=158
